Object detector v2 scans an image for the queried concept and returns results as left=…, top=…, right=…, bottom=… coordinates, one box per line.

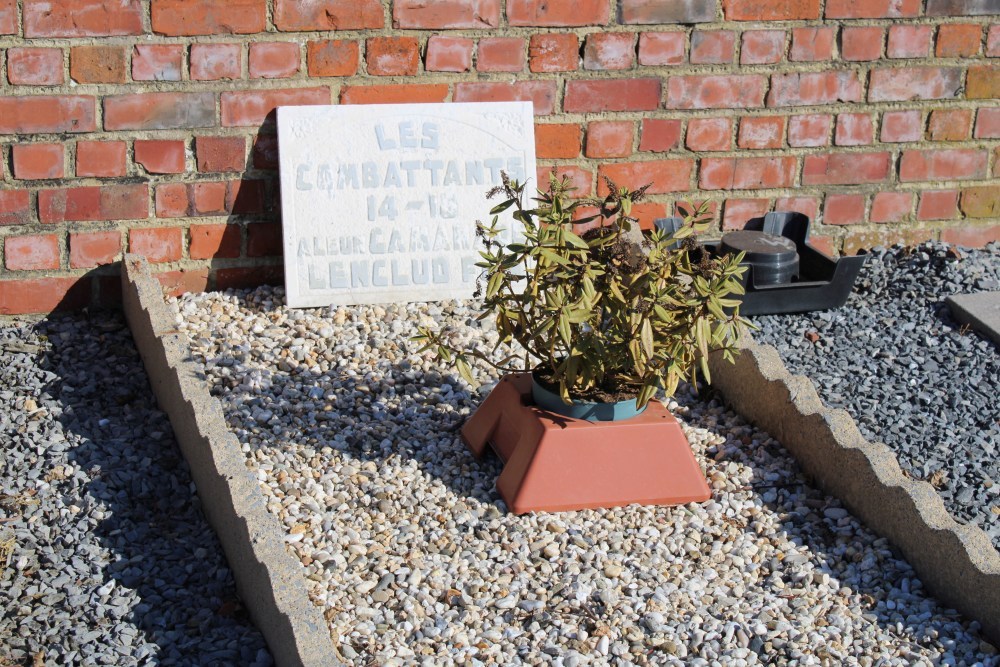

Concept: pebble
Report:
left=174, top=285, right=999, bottom=666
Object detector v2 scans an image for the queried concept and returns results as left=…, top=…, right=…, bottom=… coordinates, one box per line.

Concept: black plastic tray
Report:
left=655, top=211, right=867, bottom=315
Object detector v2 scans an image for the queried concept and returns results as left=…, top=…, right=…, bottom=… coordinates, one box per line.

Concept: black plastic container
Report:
left=655, top=211, right=867, bottom=315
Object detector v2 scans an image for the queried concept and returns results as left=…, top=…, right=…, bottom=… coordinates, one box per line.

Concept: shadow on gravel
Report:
left=35, top=309, right=270, bottom=666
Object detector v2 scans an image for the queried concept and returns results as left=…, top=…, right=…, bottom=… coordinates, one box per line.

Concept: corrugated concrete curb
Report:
left=121, top=255, right=339, bottom=667
left=709, top=338, right=1000, bottom=645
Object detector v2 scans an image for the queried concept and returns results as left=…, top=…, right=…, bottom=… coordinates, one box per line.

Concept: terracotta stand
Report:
left=461, top=374, right=712, bottom=514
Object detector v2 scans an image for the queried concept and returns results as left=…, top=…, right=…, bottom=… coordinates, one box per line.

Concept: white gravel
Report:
left=174, top=287, right=998, bottom=666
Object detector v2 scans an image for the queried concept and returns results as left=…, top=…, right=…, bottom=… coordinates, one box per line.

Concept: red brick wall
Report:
left=0, top=0, right=998, bottom=313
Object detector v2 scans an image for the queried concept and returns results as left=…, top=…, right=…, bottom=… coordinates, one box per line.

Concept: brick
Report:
left=638, top=32, right=686, bottom=66
left=598, top=160, right=693, bottom=195
left=529, top=34, right=579, bottom=72
left=699, top=156, right=797, bottom=190
left=193, top=182, right=229, bottom=215
left=105, top=92, right=216, bottom=130
left=70, top=230, right=121, bottom=268
left=974, top=108, right=1000, bottom=139
left=871, top=192, right=914, bottom=223
left=366, top=37, right=419, bottom=76
left=132, top=45, right=183, bottom=82
left=989, top=26, right=1000, bottom=57
left=775, top=196, right=820, bottom=222
left=134, top=140, right=186, bottom=174
left=70, top=45, right=128, bottom=83
left=426, top=36, right=473, bottom=72
left=130, top=228, right=183, bottom=263
left=841, top=27, right=884, bottom=62
left=835, top=113, right=874, bottom=146
left=76, top=141, right=127, bottom=177
left=639, top=119, right=682, bottom=152
left=869, top=67, right=963, bottom=102
left=307, top=40, right=359, bottom=77
left=535, top=124, right=581, bottom=159
left=249, top=42, right=301, bottom=79
left=477, top=38, right=525, bottom=72
left=152, top=0, right=266, bottom=35
left=825, top=0, right=920, bottom=18
left=788, top=114, right=831, bottom=147
left=667, top=75, right=767, bottom=110
left=341, top=84, right=449, bottom=105
left=767, top=71, right=863, bottom=107
left=228, top=179, right=266, bottom=215
left=586, top=121, right=633, bottom=158
left=0, top=96, right=96, bottom=134
left=454, top=81, right=557, bottom=114
left=740, top=30, right=785, bottom=65
left=887, top=25, right=933, bottom=58
left=824, top=194, right=866, bottom=226
left=723, top=199, right=771, bottom=230
left=508, top=0, right=609, bottom=26
left=214, top=266, right=284, bottom=291
left=157, top=269, right=210, bottom=298
left=723, top=0, right=819, bottom=19
left=937, top=24, right=982, bottom=57
left=584, top=33, right=635, bottom=70
left=881, top=110, right=923, bottom=142
left=24, top=0, right=142, bottom=37
left=899, top=149, right=989, bottom=182
left=738, top=117, right=785, bottom=149
left=5, top=234, right=60, bottom=270
left=190, top=44, right=242, bottom=81
left=537, top=166, right=593, bottom=196
left=221, top=87, right=328, bottom=127
left=926, top=0, right=1000, bottom=13
left=565, top=79, right=661, bottom=113
left=252, top=135, right=279, bottom=170
left=196, top=136, right=246, bottom=173
left=690, top=31, right=735, bottom=65
left=686, top=118, right=732, bottom=151
left=0, top=276, right=90, bottom=314
left=940, top=225, right=1000, bottom=248
left=7, top=48, right=64, bottom=86
left=803, top=152, right=891, bottom=185
left=190, top=224, right=241, bottom=259
left=155, top=184, right=190, bottom=218
left=967, top=66, right=1000, bottom=99
left=12, top=144, right=64, bottom=180
left=0, top=0, right=14, bottom=34
left=247, top=222, right=283, bottom=257
left=928, top=109, right=973, bottom=141
left=960, top=187, right=1000, bottom=218
left=274, top=0, right=383, bottom=31
left=917, top=190, right=960, bottom=220
left=0, top=191, right=32, bottom=225
left=393, top=0, right=500, bottom=28
left=39, top=184, right=148, bottom=223
left=790, top=27, right=834, bottom=62
left=620, top=0, right=715, bottom=23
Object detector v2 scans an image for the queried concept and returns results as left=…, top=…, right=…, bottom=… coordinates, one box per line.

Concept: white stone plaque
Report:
left=277, top=102, right=537, bottom=308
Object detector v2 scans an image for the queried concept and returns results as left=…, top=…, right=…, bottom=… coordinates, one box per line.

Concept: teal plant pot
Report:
left=530, top=373, right=646, bottom=422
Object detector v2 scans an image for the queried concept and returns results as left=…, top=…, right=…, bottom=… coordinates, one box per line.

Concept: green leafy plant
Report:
left=414, top=172, right=751, bottom=410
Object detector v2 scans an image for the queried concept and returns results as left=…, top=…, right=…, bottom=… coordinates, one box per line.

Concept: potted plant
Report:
left=414, top=172, right=750, bottom=420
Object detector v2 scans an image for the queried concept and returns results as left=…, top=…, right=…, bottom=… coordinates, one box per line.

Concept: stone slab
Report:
left=947, top=291, right=1000, bottom=348
left=277, top=102, right=536, bottom=308
left=120, top=255, right=339, bottom=667
left=709, top=337, right=1000, bottom=645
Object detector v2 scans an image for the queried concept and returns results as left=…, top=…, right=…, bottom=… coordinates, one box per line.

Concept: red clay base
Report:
left=461, top=374, right=712, bottom=514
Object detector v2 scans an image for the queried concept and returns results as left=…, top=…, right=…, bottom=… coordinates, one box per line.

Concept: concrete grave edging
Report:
left=709, top=338, right=1000, bottom=645
left=120, top=255, right=339, bottom=667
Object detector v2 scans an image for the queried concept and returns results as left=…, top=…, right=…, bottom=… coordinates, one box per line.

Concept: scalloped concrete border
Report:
left=121, top=255, right=338, bottom=667
left=709, top=338, right=1000, bottom=644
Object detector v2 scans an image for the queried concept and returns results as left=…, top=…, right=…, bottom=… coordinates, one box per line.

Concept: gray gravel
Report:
left=750, top=242, right=1000, bottom=550
left=0, top=312, right=270, bottom=666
